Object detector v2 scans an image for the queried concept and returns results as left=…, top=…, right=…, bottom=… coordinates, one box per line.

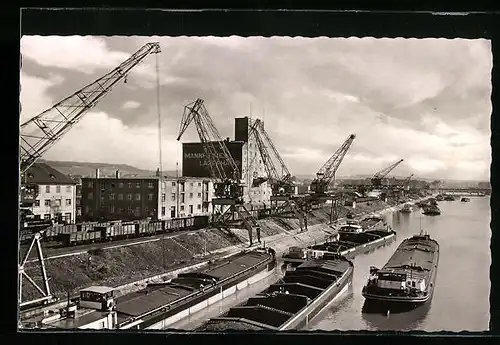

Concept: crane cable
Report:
left=156, top=52, right=163, bottom=177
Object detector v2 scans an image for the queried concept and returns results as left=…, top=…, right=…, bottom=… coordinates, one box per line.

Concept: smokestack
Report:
left=96, top=168, right=100, bottom=179
left=115, top=170, right=120, bottom=179
left=226, top=137, right=230, bottom=142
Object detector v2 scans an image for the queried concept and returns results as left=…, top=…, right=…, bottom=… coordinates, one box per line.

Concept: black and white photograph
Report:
left=18, top=33, right=491, bottom=332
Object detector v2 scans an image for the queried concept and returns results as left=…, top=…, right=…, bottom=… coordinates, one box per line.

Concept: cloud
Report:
left=19, top=72, right=64, bottom=123
left=122, top=100, right=141, bottom=109
left=19, top=36, right=492, bottom=181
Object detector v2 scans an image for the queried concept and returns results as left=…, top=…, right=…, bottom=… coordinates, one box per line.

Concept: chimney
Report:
left=115, top=170, right=120, bottom=179
left=155, top=168, right=160, bottom=177
left=96, top=168, right=100, bottom=179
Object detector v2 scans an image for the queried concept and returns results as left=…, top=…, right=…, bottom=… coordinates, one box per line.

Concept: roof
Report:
left=80, top=176, right=212, bottom=182
left=80, top=286, right=115, bottom=294
left=25, top=163, right=76, bottom=185
left=47, top=310, right=109, bottom=329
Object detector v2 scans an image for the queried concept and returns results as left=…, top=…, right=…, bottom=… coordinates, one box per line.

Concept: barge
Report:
left=443, top=194, right=456, bottom=201
left=359, top=215, right=390, bottom=232
left=283, top=228, right=396, bottom=264
left=422, top=204, right=441, bottom=216
left=400, top=204, right=413, bottom=214
left=361, top=232, right=439, bottom=312
left=22, top=248, right=276, bottom=330
left=461, top=197, right=470, bottom=203
left=196, top=253, right=353, bottom=331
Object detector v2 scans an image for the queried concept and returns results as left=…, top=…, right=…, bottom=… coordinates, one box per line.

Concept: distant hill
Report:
left=40, top=159, right=177, bottom=178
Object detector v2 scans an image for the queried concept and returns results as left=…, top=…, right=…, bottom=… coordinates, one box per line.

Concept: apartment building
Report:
left=80, top=170, right=213, bottom=222
left=23, top=163, right=77, bottom=223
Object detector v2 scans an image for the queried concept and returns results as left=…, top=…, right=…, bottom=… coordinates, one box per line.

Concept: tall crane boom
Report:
left=20, top=42, right=161, bottom=174
left=249, top=119, right=293, bottom=195
left=371, top=158, right=404, bottom=186
left=177, top=98, right=241, bottom=199
left=310, top=134, right=356, bottom=196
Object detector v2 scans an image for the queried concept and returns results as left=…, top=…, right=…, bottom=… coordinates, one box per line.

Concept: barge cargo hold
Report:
left=114, top=248, right=277, bottom=330
left=196, top=254, right=353, bottom=331
left=282, top=229, right=396, bottom=265
left=361, top=232, right=439, bottom=312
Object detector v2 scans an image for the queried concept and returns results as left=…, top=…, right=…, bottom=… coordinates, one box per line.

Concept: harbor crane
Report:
left=18, top=42, right=161, bottom=309
left=370, top=158, right=404, bottom=187
left=308, top=134, right=356, bottom=222
left=177, top=99, right=259, bottom=243
left=248, top=119, right=307, bottom=229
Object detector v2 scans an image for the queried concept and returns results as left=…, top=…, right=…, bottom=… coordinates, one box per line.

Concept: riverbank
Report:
left=22, top=196, right=429, bottom=301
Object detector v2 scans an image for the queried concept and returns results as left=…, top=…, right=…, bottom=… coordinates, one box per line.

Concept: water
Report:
left=311, top=196, right=491, bottom=332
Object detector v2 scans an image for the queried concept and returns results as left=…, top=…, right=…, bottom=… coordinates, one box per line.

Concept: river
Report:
left=311, top=196, right=491, bottom=332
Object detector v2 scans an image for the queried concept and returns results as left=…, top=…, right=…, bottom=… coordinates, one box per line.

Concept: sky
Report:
left=19, top=36, right=492, bottom=181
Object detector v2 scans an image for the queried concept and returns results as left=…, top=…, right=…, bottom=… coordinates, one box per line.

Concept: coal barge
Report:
left=361, top=232, right=439, bottom=311
left=283, top=227, right=396, bottom=264
left=26, top=248, right=276, bottom=330
left=196, top=254, right=353, bottom=331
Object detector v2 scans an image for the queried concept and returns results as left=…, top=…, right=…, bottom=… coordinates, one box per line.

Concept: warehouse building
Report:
left=80, top=170, right=212, bottom=222
left=23, top=163, right=77, bottom=223
left=182, top=117, right=272, bottom=207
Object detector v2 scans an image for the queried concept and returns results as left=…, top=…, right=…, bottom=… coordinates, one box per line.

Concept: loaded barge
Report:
left=196, top=254, right=353, bottom=331
left=283, top=227, right=396, bottom=264
left=21, top=248, right=276, bottom=330
left=361, top=232, right=439, bottom=312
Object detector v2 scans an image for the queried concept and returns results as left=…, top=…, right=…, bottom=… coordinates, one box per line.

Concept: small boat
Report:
left=361, top=232, right=440, bottom=311
left=422, top=204, right=441, bottom=216
left=359, top=215, right=391, bottom=232
left=461, top=197, right=470, bottom=202
left=400, top=204, right=413, bottom=213
left=435, top=195, right=444, bottom=201
left=197, top=253, right=354, bottom=331
left=443, top=195, right=456, bottom=201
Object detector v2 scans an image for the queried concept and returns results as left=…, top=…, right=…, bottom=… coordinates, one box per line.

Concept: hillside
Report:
left=40, top=159, right=177, bottom=178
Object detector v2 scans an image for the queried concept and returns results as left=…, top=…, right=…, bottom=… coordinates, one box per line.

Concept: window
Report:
left=134, top=207, right=141, bottom=216
left=197, top=193, right=201, bottom=198
left=109, top=193, right=115, bottom=200
left=171, top=193, right=175, bottom=201
left=88, top=181, right=93, bottom=188
left=45, top=185, right=50, bottom=193
left=88, top=192, right=93, bottom=200
left=161, top=207, right=166, bottom=216
left=44, top=199, right=51, bottom=207
left=55, top=199, right=61, bottom=206
left=148, top=193, right=153, bottom=201
left=110, top=205, right=115, bottom=213
left=197, top=204, right=201, bottom=210
left=111, top=183, right=115, bottom=188
left=161, top=193, right=166, bottom=202
left=161, top=182, right=166, bottom=189
left=44, top=214, right=50, bottom=220
left=65, top=213, right=72, bottom=223
left=101, top=182, right=106, bottom=189
left=180, top=183, right=185, bottom=192
left=119, top=182, right=124, bottom=188
left=136, top=182, right=141, bottom=188
left=127, top=194, right=132, bottom=201
left=189, top=205, right=193, bottom=214
left=127, top=206, right=133, bottom=214
left=55, top=185, right=60, bottom=193
left=135, top=193, right=141, bottom=201
left=66, top=199, right=72, bottom=206
left=118, top=193, right=123, bottom=200
left=198, top=182, right=201, bottom=187
left=119, top=207, right=124, bottom=214
left=148, top=182, right=154, bottom=188
left=189, top=193, right=193, bottom=199
left=66, top=185, right=72, bottom=193
left=181, top=194, right=185, bottom=203
left=172, top=182, right=176, bottom=187
left=180, top=205, right=185, bottom=211
left=190, top=182, right=193, bottom=187
left=34, top=200, right=40, bottom=207
left=128, top=182, right=132, bottom=188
